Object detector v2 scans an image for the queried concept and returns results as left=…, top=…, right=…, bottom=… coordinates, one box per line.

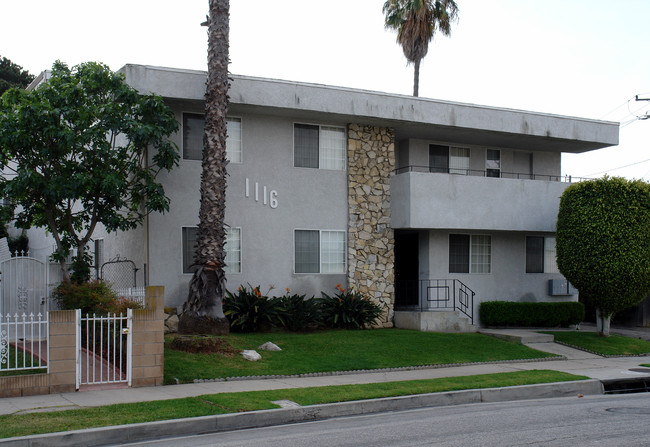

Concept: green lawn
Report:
left=0, top=370, right=587, bottom=439
left=0, top=345, right=47, bottom=377
left=164, top=329, right=557, bottom=384
left=543, top=331, right=650, bottom=356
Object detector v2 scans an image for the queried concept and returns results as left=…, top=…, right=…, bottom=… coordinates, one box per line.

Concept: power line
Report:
left=584, top=158, right=650, bottom=177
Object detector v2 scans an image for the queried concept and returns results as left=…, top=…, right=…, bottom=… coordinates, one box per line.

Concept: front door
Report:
left=394, top=231, right=419, bottom=307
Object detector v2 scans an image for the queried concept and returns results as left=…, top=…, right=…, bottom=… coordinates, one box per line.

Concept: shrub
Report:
left=224, top=285, right=284, bottom=332
left=277, top=289, right=320, bottom=332
left=8, top=232, right=28, bottom=255
left=479, top=301, right=584, bottom=327
left=52, top=280, right=143, bottom=315
left=319, top=284, right=383, bottom=329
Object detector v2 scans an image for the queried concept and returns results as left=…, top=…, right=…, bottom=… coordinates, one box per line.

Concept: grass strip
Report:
left=543, top=331, right=650, bottom=356
left=0, top=370, right=586, bottom=439
left=165, top=329, right=557, bottom=384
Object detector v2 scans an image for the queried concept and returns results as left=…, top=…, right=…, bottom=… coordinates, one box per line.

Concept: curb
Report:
left=0, top=379, right=603, bottom=447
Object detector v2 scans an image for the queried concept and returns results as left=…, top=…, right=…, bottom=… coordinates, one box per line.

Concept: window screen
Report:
left=449, top=234, right=470, bottom=273
left=429, top=145, right=449, bottom=173
left=526, top=236, right=544, bottom=273
left=294, top=124, right=319, bottom=168
left=295, top=230, right=319, bottom=273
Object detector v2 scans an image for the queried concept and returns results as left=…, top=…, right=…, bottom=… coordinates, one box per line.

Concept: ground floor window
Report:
left=449, top=234, right=491, bottom=274
left=295, top=229, right=346, bottom=273
left=182, top=227, right=241, bottom=274
left=224, top=228, right=242, bottom=274
left=526, top=236, right=559, bottom=273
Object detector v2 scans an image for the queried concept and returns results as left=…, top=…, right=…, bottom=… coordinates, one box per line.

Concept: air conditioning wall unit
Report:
left=548, top=279, right=578, bottom=296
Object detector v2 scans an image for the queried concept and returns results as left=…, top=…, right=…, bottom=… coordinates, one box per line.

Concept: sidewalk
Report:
left=2, top=327, right=650, bottom=416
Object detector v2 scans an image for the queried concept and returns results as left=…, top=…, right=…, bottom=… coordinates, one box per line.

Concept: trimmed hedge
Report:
left=479, top=301, right=584, bottom=327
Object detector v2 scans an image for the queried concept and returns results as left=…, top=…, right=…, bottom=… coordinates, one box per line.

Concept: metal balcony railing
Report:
left=393, top=165, right=587, bottom=183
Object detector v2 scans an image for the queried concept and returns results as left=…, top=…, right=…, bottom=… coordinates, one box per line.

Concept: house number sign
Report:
left=245, top=178, right=278, bottom=209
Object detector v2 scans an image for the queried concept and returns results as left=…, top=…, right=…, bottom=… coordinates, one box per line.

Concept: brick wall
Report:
left=131, top=286, right=165, bottom=387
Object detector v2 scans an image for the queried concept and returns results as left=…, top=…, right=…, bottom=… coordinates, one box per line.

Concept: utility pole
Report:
left=634, top=95, right=650, bottom=120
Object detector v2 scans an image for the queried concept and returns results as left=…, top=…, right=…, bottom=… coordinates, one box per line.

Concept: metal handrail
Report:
left=393, top=165, right=587, bottom=183
left=395, top=279, right=475, bottom=325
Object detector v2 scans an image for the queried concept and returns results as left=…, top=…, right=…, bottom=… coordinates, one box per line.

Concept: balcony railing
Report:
left=393, top=165, right=586, bottom=183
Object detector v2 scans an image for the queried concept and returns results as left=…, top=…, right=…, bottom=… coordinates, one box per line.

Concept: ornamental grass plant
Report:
left=223, top=285, right=284, bottom=332
left=319, top=284, right=383, bottom=329
left=277, top=289, right=321, bottom=332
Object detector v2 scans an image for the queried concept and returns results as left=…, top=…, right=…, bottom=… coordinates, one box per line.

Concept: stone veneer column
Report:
left=347, top=124, right=395, bottom=327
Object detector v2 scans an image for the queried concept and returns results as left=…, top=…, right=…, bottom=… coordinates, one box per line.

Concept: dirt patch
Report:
left=170, top=335, right=238, bottom=356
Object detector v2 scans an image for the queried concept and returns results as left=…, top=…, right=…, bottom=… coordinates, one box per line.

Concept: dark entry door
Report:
left=394, top=231, right=419, bottom=307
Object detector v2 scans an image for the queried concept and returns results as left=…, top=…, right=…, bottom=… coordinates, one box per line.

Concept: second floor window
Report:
left=294, top=124, right=346, bottom=170
left=429, top=145, right=470, bottom=175
left=486, top=149, right=501, bottom=178
left=182, top=113, right=242, bottom=163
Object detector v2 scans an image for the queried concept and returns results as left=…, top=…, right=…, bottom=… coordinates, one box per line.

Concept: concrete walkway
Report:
left=2, top=327, right=650, bottom=416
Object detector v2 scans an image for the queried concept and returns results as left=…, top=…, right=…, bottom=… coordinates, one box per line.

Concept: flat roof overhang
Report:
left=121, top=64, right=619, bottom=154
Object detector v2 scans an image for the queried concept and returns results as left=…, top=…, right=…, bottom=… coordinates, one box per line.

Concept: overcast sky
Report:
left=2, top=0, right=649, bottom=179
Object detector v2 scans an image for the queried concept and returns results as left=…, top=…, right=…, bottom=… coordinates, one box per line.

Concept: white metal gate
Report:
left=76, top=309, right=132, bottom=389
left=0, top=255, right=48, bottom=316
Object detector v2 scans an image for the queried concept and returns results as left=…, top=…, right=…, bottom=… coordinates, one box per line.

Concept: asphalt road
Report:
left=116, top=393, right=650, bottom=446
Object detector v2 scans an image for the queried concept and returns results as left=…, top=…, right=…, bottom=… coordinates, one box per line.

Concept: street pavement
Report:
left=1, top=325, right=650, bottom=446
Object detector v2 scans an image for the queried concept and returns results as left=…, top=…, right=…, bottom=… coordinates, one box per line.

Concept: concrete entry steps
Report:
left=394, top=310, right=477, bottom=333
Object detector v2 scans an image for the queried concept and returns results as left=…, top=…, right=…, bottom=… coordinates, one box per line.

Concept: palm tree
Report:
left=383, top=0, right=459, bottom=97
left=179, top=0, right=230, bottom=335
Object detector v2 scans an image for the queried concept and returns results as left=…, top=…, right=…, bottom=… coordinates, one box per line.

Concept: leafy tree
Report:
left=0, top=57, right=33, bottom=254
left=556, top=177, right=650, bottom=336
left=0, top=56, right=34, bottom=96
left=0, top=61, right=179, bottom=282
left=179, top=0, right=230, bottom=335
left=383, top=0, right=458, bottom=97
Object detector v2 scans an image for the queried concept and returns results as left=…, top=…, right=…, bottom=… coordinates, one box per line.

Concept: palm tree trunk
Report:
left=413, top=59, right=420, bottom=97
left=179, top=0, right=230, bottom=335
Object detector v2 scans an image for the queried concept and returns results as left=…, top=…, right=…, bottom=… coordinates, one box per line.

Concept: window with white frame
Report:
left=294, top=124, right=345, bottom=170
left=449, top=234, right=491, bottom=274
left=526, top=236, right=559, bottom=273
left=295, top=229, right=346, bottom=273
left=182, top=113, right=242, bottom=163
left=486, top=149, right=501, bottom=178
left=224, top=228, right=242, bottom=274
left=449, top=147, right=470, bottom=175
left=429, top=145, right=470, bottom=175
left=182, top=227, right=198, bottom=274
left=182, top=227, right=241, bottom=274
left=471, top=235, right=491, bottom=274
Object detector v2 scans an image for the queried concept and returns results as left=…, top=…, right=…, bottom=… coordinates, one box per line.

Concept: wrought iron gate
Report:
left=76, top=309, right=132, bottom=389
left=0, top=254, right=48, bottom=316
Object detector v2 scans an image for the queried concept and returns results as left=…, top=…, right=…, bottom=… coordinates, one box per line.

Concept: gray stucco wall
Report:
left=147, top=105, right=348, bottom=308
left=423, top=230, right=576, bottom=319
left=391, top=172, right=569, bottom=232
